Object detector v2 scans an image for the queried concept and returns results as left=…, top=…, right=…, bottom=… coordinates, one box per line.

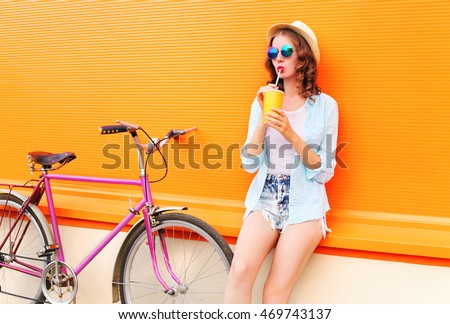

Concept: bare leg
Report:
left=224, top=210, right=279, bottom=303
left=262, top=220, right=323, bottom=304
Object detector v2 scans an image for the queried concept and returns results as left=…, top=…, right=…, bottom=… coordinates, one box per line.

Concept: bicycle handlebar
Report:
left=98, top=121, right=197, bottom=152
left=99, top=120, right=196, bottom=136
left=153, top=126, right=197, bottom=152
left=172, top=127, right=197, bottom=136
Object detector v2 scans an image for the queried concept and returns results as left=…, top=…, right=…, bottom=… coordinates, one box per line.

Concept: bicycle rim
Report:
left=0, top=194, right=50, bottom=304
left=119, top=213, right=233, bottom=304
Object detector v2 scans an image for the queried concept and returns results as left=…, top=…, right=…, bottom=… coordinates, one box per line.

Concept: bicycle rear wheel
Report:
left=0, top=193, right=51, bottom=304
left=118, top=212, right=233, bottom=304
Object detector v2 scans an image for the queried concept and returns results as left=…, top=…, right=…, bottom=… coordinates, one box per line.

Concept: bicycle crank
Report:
left=41, top=260, right=78, bottom=304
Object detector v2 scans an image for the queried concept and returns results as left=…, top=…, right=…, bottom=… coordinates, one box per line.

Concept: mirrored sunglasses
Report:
left=267, top=44, right=294, bottom=60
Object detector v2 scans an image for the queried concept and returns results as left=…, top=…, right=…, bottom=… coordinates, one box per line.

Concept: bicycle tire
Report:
left=118, top=212, right=233, bottom=304
left=0, top=193, right=51, bottom=304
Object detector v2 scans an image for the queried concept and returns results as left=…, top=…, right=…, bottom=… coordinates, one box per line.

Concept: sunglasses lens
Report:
left=267, top=47, right=279, bottom=60
left=268, top=45, right=294, bottom=59
left=281, top=44, right=294, bottom=58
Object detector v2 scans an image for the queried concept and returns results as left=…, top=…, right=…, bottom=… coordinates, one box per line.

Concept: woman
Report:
left=224, top=20, right=338, bottom=304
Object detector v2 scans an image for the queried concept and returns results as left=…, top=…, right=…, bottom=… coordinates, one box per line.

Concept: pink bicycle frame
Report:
left=0, top=129, right=183, bottom=292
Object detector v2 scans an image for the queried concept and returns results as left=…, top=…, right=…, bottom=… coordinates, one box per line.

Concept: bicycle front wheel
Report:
left=0, top=193, right=51, bottom=304
left=118, top=212, right=233, bottom=304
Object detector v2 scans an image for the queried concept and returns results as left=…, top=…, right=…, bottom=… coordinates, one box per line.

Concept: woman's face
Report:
left=270, top=34, right=298, bottom=81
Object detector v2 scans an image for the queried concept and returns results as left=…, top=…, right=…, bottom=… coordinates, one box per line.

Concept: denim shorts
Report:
left=253, top=174, right=291, bottom=232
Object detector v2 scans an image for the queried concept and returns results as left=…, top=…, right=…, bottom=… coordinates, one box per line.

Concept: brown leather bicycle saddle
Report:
left=28, top=151, right=76, bottom=167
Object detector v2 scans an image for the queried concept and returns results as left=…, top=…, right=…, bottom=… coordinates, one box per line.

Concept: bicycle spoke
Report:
left=188, top=268, right=229, bottom=286
left=118, top=213, right=232, bottom=304
left=177, top=235, right=209, bottom=283
left=184, top=247, right=219, bottom=286
left=0, top=193, right=50, bottom=304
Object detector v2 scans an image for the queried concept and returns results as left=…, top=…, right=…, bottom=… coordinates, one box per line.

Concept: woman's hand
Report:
left=265, top=108, right=297, bottom=143
left=256, top=84, right=278, bottom=109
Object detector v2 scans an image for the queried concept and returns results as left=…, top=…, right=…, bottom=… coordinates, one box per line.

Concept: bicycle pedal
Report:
left=37, top=244, right=59, bottom=257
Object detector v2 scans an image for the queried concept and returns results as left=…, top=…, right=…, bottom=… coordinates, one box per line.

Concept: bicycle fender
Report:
left=0, top=189, right=54, bottom=243
left=153, top=206, right=188, bottom=215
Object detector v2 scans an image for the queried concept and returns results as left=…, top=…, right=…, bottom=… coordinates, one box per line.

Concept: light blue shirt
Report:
left=241, top=92, right=339, bottom=224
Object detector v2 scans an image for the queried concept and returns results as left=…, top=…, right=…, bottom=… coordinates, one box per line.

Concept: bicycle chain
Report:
left=0, top=252, right=49, bottom=303
left=0, top=287, right=48, bottom=303
left=0, top=251, right=49, bottom=264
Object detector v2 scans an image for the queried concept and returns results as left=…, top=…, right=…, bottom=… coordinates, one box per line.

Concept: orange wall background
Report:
left=1, top=1, right=450, bottom=224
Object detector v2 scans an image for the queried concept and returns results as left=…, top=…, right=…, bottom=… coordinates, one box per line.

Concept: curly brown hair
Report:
left=265, top=29, right=320, bottom=100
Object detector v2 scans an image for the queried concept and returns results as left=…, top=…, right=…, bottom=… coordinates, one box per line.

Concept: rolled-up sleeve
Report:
left=241, top=98, right=265, bottom=173
left=305, top=99, right=339, bottom=184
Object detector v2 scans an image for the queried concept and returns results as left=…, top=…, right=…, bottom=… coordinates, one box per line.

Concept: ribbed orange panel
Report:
left=1, top=1, right=449, bottom=220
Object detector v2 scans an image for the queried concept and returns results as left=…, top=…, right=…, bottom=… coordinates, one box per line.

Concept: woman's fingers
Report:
left=266, top=116, right=282, bottom=127
left=266, top=110, right=285, bottom=122
left=257, top=85, right=280, bottom=110
left=258, top=84, right=279, bottom=95
left=266, top=110, right=290, bottom=130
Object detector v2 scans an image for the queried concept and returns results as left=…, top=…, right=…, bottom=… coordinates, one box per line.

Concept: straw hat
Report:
left=266, top=20, right=320, bottom=63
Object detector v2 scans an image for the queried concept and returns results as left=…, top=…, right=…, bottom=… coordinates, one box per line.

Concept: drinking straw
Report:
left=275, top=67, right=283, bottom=87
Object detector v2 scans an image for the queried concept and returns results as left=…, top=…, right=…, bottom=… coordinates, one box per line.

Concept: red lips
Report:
left=277, top=66, right=284, bottom=73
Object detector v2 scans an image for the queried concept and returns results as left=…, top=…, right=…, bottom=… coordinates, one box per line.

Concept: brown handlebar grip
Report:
left=99, top=125, right=129, bottom=134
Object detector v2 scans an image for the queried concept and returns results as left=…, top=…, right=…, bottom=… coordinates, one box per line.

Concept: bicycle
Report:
left=0, top=120, right=233, bottom=304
